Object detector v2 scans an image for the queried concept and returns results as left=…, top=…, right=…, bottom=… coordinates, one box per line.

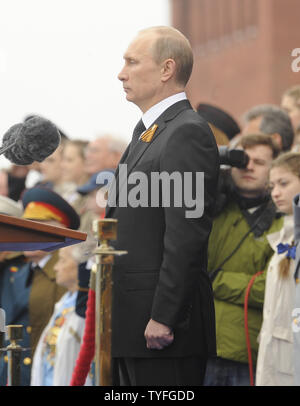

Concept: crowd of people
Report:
left=199, top=84, right=300, bottom=386
left=0, top=132, right=127, bottom=386
left=203, top=84, right=300, bottom=386
left=0, top=24, right=300, bottom=387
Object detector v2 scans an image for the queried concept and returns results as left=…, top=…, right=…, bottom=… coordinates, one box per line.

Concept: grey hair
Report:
left=69, top=234, right=98, bottom=264
left=243, top=104, right=294, bottom=151
left=95, top=134, right=127, bottom=155
left=106, top=135, right=127, bottom=155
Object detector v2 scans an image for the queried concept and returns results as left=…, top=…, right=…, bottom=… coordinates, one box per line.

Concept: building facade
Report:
left=171, top=0, right=300, bottom=125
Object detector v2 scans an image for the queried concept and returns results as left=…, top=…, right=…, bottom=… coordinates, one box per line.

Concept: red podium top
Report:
left=0, top=213, right=87, bottom=251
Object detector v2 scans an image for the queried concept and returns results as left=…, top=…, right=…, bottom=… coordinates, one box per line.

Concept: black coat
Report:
left=106, top=100, right=219, bottom=358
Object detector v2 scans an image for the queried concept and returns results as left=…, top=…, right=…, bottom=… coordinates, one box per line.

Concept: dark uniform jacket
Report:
left=0, top=251, right=66, bottom=386
left=0, top=253, right=30, bottom=385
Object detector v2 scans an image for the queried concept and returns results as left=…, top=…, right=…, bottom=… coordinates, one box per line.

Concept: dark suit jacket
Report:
left=106, top=99, right=219, bottom=358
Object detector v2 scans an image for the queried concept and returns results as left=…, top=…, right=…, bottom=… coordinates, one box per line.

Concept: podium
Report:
left=0, top=213, right=87, bottom=252
left=0, top=213, right=87, bottom=385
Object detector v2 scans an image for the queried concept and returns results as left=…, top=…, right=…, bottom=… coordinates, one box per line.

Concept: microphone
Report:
left=0, top=115, right=61, bottom=165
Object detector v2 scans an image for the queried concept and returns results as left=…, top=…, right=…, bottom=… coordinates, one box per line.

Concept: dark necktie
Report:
left=26, top=263, right=41, bottom=287
left=129, top=119, right=146, bottom=153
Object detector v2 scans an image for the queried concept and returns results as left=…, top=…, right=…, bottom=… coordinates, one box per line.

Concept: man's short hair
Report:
left=139, top=26, right=193, bottom=86
left=282, top=84, right=300, bottom=107
left=102, top=134, right=127, bottom=156
left=236, top=133, right=280, bottom=159
left=242, top=104, right=294, bottom=151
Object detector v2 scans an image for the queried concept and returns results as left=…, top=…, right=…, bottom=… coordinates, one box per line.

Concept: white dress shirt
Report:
left=32, top=254, right=52, bottom=269
left=141, top=92, right=187, bottom=130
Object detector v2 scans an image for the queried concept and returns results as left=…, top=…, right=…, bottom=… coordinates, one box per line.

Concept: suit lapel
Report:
left=125, top=100, right=192, bottom=176
left=125, top=121, right=166, bottom=177
left=106, top=99, right=192, bottom=217
left=106, top=122, right=166, bottom=217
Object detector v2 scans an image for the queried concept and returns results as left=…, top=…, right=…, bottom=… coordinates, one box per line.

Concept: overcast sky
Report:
left=0, top=0, right=170, bottom=168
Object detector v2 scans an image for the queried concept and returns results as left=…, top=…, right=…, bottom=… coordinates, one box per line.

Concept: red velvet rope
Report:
left=70, top=288, right=95, bottom=386
left=244, top=270, right=263, bottom=387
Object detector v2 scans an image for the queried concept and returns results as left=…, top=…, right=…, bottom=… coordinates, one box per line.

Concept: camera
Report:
left=213, top=147, right=250, bottom=216
left=218, top=146, right=249, bottom=168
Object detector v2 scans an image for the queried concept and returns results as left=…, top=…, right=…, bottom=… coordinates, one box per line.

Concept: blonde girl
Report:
left=256, top=152, right=300, bottom=386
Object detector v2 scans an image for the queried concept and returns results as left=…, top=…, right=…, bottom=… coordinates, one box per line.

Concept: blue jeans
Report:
left=203, top=357, right=254, bottom=386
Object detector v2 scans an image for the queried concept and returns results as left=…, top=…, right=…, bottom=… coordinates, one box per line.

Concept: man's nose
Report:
left=246, top=159, right=254, bottom=171
left=118, top=65, right=127, bottom=81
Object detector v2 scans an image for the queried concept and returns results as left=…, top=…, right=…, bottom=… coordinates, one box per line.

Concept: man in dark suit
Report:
left=106, top=26, right=219, bottom=386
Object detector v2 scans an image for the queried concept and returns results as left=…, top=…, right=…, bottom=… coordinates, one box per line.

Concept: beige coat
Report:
left=256, top=215, right=295, bottom=386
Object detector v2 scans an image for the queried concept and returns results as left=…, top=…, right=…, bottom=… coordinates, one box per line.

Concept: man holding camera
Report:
left=204, top=133, right=283, bottom=386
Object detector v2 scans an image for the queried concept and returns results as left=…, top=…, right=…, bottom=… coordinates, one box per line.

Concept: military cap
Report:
left=0, top=195, right=23, bottom=217
left=77, top=169, right=115, bottom=195
left=196, top=103, right=240, bottom=140
left=22, top=187, right=80, bottom=230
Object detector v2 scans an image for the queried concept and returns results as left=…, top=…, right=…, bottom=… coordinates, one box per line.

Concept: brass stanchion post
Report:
left=93, top=219, right=127, bottom=386
left=6, top=325, right=23, bottom=386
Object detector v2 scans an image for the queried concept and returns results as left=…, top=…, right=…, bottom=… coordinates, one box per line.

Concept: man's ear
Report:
left=161, top=59, right=176, bottom=82
left=271, top=133, right=283, bottom=150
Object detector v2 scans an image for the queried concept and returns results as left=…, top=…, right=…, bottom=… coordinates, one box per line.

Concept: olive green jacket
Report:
left=208, top=201, right=283, bottom=364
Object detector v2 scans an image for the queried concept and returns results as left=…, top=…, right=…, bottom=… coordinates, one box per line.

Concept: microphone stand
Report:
left=0, top=310, right=29, bottom=386
left=0, top=308, right=5, bottom=352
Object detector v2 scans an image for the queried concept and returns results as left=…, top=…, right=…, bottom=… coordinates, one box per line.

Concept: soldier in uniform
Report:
left=0, top=187, right=80, bottom=386
left=0, top=196, right=28, bottom=385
